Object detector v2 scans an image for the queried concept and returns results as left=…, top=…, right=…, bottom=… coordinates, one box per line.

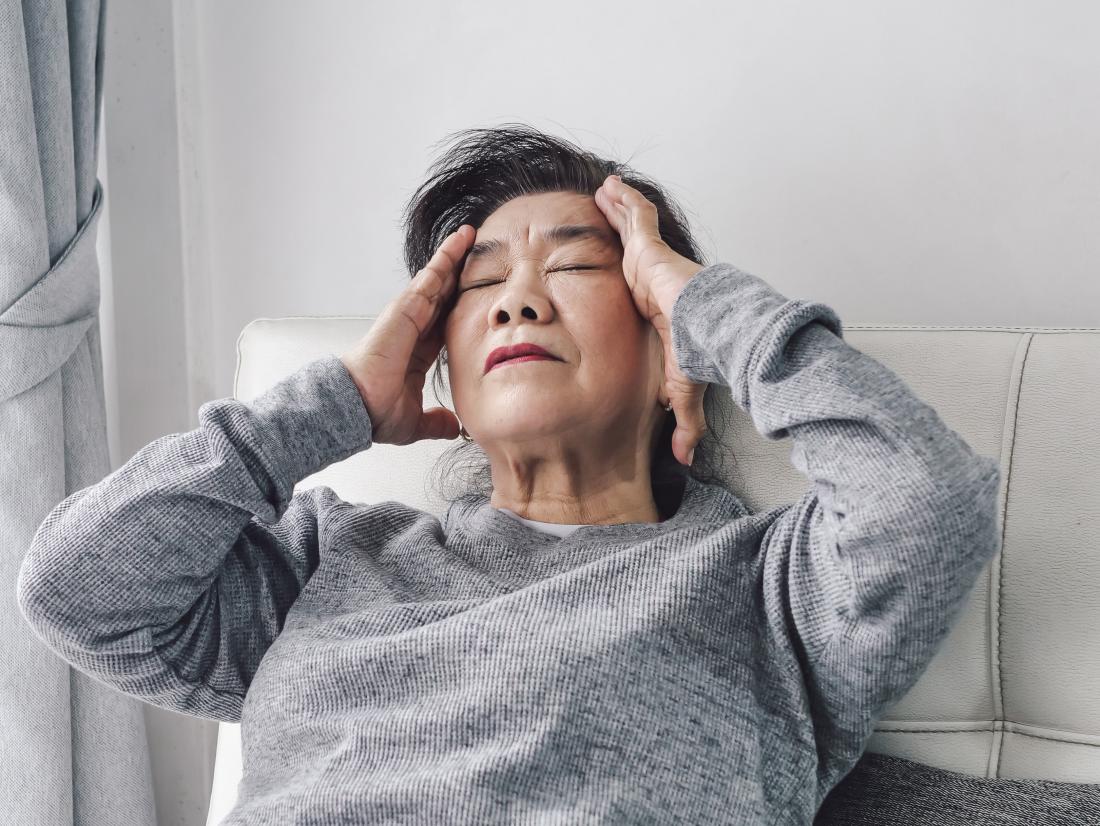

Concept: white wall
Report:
left=100, top=1, right=1100, bottom=823
left=186, top=0, right=1099, bottom=403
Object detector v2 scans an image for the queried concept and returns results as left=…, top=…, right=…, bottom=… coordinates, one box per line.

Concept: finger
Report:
left=598, top=177, right=660, bottom=248
left=414, top=225, right=473, bottom=299
left=405, top=226, right=472, bottom=335
left=607, top=182, right=659, bottom=238
left=387, top=278, right=438, bottom=342
left=435, top=224, right=475, bottom=276
left=594, top=186, right=628, bottom=236
left=420, top=278, right=452, bottom=340
left=408, top=314, right=446, bottom=374
left=595, top=189, right=632, bottom=251
left=670, top=385, right=708, bottom=465
left=602, top=175, right=658, bottom=221
left=599, top=174, right=634, bottom=208
left=413, top=406, right=461, bottom=441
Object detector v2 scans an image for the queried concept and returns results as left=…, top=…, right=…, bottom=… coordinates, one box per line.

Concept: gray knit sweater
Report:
left=16, top=262, right=1002, bottom=824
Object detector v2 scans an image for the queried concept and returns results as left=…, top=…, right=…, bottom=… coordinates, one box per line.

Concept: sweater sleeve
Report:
left=15, top=353, right=374, bottom=723
left=669, top=263, right=1002, bottom=794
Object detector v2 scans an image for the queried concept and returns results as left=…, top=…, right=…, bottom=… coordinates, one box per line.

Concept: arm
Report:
left=15, top=354, right=373, bottom=722
left=669, top=263, right=1001, bottom=792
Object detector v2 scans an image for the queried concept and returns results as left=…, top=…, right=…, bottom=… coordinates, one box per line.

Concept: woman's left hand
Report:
left=594, top=173, right=708, bottom=467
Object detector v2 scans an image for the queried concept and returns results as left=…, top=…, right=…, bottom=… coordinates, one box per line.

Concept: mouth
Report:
left=485, top=344, right=563, bottom=374
left=488, top=354, right=563, bottom=373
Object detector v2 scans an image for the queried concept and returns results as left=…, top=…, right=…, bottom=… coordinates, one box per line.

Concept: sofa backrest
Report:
left=230, top=316, right=1100, bottom=784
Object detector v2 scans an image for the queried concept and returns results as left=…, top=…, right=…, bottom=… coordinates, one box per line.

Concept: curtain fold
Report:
left=1, top=1, right=158, bottom=823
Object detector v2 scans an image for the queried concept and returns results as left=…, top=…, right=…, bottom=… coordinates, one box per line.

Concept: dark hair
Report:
left=399, top=122, right=736, bottom=520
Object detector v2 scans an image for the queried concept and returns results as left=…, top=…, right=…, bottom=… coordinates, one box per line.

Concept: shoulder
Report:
left=298, top=485, right=443, bottom=542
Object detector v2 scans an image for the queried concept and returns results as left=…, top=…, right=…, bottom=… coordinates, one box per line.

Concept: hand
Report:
left=594, top=174, right=708, bottom=466
left=339, top=225, right=474, bottom=446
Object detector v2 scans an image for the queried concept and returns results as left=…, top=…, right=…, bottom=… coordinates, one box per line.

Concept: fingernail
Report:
left=687, top=448, right=695, bottom=465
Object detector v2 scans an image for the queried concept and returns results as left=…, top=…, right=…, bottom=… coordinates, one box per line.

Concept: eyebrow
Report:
left=463, top=224, right=617, bottom=262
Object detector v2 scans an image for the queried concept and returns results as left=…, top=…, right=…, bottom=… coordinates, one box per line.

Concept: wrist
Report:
left=654, top=260, right=706, bottom=319
left=338, top=355, right=370, bottom=407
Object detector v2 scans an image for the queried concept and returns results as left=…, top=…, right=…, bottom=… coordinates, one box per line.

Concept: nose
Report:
left=486, top=266, right=555, bottom=330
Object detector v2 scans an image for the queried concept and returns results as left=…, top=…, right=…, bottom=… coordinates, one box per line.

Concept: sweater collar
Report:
left=443, top=474, right=746, bottom=564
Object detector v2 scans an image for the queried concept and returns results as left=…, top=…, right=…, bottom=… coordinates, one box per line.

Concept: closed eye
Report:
left=460, top=265, right=599, bottom=292
left=550, top=264, right=598, bottom=273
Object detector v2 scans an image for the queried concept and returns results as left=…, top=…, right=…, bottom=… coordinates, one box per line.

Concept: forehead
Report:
left=468, top=192, right=618, bottom=259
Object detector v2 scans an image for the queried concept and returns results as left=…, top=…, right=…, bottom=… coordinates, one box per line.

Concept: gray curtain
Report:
left=1, top=1, right=157, bottom=823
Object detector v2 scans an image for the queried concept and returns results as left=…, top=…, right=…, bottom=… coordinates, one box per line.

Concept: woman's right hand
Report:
left=339, top=225, right=475, bottom=446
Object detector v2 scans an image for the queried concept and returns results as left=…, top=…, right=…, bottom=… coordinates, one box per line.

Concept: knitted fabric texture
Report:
left=17, top=262, right=1002, bottom=824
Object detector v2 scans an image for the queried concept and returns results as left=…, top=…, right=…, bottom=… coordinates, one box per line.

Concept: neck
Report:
left=487, top=467, right=661, bottom=526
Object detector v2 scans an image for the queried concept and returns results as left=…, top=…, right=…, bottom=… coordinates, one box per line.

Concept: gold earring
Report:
left=459, top=424, right=472, bottom=442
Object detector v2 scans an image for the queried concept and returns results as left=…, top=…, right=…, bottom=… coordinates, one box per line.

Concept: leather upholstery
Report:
left=205, top=317, right=1100, bottom=825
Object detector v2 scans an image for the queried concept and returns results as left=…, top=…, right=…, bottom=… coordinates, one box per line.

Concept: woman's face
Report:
left=443, top=191, right=666, bottom=471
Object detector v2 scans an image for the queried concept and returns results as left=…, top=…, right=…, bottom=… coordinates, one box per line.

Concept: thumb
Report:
left=412, top=406, right=462, bottom=442
left=670, top=383, right=708, bottom=466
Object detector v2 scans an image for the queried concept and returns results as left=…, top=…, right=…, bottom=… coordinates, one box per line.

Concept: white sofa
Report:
left=205, top=314, right=1100, bottom=824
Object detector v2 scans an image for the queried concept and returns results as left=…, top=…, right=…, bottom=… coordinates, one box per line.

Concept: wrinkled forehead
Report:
left=465, top=223, right=617, bottom=263
left=480, top=192, right=615, bottom=243
left=462, top=192, right=620, bottom=268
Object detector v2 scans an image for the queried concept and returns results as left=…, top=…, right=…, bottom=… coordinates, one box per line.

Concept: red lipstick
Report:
left=485, top=343, right=561, bottom=373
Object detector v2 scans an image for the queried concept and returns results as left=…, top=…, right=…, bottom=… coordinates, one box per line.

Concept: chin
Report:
left=480, top=415, right=570, bottom=442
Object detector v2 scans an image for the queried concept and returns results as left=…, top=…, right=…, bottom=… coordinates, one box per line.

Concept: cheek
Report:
left=443, top=302, right=466, bottom=343
left=576, top=316, right=650, bottom=379
left=443, top=310, right=478, bottom=372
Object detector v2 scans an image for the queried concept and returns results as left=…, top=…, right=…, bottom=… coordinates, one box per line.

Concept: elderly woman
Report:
left=17, top=125, right=1002, bottom=824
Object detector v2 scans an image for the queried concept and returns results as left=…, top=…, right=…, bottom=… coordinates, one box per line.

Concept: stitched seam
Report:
left=876, top=726, right=1100, bottom=748
left=840, top=324, right=1098, bottom=332
left=994, top=332, right=1033, bottom=778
